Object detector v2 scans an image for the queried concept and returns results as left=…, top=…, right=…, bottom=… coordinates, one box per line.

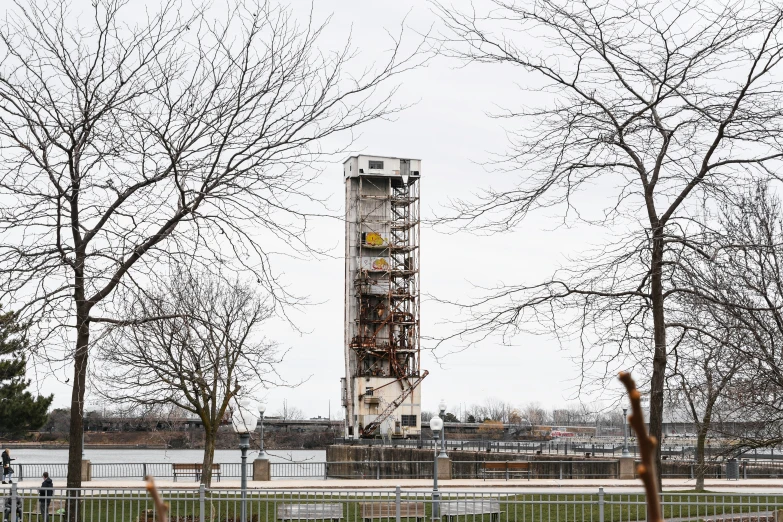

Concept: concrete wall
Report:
left=326, top=445, right=618, bottom=479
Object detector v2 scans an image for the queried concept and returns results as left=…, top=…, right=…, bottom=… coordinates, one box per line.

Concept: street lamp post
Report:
left=438, top=399, right=447, bottom=457
left=429, top=416, right=443, bottom=521
left=232, top=403, right=258, bottom=522
left=258, top=403, right=266, bottom=458
left=622, top=407, right=630, bottom=457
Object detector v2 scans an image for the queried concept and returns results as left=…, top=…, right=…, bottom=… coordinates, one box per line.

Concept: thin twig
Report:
left=619, top=371, right=663, bottom=522
left=145, top=476, right=169, bottom=522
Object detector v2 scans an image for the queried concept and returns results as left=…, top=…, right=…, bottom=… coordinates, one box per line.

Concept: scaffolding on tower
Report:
left=349, top=162, right=423, bottom=437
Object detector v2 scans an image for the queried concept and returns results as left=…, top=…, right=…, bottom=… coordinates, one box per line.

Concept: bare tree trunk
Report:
left=649, top=227, right=667, bottom=492
left=695, top=398, right=716, bottom=492
left=67, top=305, right=90, bottom=521
left=695, top=424, right=708, bottom=492
left=201, top=430, right=216, bottom=487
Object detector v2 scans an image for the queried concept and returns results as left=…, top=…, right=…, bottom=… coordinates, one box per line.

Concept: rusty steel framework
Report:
left=351, top=174, right=421, bottom=380
left=343, top=156, right=424, bottom=439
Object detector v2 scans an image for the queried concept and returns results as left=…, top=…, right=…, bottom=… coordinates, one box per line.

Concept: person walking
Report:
left=38, top=472, right=53, bottom=522
left=1, top=450, right=13, bottom=484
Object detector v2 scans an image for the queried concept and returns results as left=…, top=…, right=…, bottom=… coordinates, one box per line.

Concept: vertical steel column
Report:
left=432, top=450, right=440, bottom=521
left=622, top=408, right=630, bottom=457
left=199, top=484, right=206, bottom=522
left=259, top=413, right=265, bottom=457
left=395, top=485, right=401, bottom=522
left=10, top=482, right=17, bottom=522
left=598, top=487, right=605, bottom=522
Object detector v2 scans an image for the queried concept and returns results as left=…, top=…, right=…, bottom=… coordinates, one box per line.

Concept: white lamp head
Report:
left=430, top=416, right=443, bottom=435
left=438, top=399, right=447, bottom=414
left=258, top=403, right=266, bottom=416
left=232, top=402, right=258, bottom=433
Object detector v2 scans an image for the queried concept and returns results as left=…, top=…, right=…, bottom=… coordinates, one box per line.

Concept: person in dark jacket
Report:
left=2, top=492, right=21, bottom=522
left=39, top=472, right=53, bottom=522
left=1, top=450, right=13, bottom=484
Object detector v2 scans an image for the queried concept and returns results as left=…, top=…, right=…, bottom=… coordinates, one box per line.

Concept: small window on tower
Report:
left=401, top=414, right=417, bottom=427
left=369, top=160, right=384, bottom=170
left=365, top=387, right=373, bottom=397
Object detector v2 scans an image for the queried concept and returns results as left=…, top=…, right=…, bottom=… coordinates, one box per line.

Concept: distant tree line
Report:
left=422, top=398, right=627, bottom=431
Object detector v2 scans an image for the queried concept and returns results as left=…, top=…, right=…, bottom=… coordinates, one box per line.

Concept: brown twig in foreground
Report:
left=619, top=372, right=663, bottom=522
left=145, top=476, right=169, bottom=522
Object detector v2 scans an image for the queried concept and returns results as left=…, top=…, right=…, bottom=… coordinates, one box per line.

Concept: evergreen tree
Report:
left=0, top=310, right=52, bottom=438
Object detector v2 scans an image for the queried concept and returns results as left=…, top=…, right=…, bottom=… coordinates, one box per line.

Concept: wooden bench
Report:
left=172, top=463, right=221, bottom=482
left=277, top=503, right=343, bottom=521
left=360, top=502, right=425, bottom=521
left=23, top=499, right=65, bottom=520
left=482, top=461, right=531, bottom=480
left=441, top=499, right=502, bottom=522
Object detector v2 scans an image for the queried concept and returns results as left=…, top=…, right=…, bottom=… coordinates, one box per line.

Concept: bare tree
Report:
left=520, top=402, right=549, bottom=426
left=674, top=183, right=783, bottom=453
left=655, top=195, right=755, bottom=491
left=275, top=399, right=305, bottom=421
left=97, top=270, right=280, bottom=486
left=431, top=0, right=783, bottom=485
left=666, top=320, right=742, bottom=491
left=0, top=0, right=423, bottom=490
left=466, top=397, right=514, bottom=423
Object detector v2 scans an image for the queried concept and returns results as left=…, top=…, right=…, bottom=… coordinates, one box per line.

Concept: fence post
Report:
left=199, top=483, right=205, bottom=522
left=376, top=462, right=380, bottom=480
left=559, top=462, right=563, bottom=480
left=10, top=482, right=17, bottom=522
left=143, top=463, right=147, bottom=480
left=18, top=464, right=22, bottom=482
left=598, top=487, right=605, bottom=522
left=395, top=485, right=401, bottom=522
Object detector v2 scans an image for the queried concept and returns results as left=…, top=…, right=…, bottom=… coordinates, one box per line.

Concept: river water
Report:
left=5, top=448, right=326, bottom=465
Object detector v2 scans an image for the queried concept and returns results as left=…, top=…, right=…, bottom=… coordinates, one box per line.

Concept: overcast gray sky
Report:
left=32, top=0, right=627, bottom=418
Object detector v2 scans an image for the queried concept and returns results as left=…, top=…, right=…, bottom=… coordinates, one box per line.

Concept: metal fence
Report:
left=9, top=461, right=616, bottom=481
left=3, top=485, right=783, bottom=522
left=13, top=458, right=783, bottom=481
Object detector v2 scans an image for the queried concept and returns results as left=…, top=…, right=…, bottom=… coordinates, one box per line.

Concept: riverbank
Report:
left=7, top=429, right=336, bottom=450
left=0, top=442, right=168, bottom=449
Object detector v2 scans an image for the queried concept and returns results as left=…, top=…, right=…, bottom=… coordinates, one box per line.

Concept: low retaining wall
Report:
left=326, top=445, right=618, bottom=479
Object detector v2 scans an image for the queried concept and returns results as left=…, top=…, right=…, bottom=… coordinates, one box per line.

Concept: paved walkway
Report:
left=2, top=478, right=782, bottom=492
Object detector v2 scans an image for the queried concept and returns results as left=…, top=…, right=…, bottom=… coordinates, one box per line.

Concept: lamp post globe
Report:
left=429, top=416, right=443, bottom=435
left=438, top=399, right=448, bottom=457
left=232, top=403, right=258, bottom=522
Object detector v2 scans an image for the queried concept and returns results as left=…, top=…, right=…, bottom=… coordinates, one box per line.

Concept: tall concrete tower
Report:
left=341, top=155, right=426, bottom=439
